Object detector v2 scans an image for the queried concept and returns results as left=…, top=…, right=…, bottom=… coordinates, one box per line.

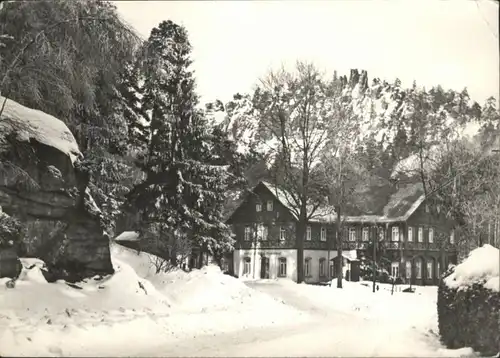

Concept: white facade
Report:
left=233, top=248, right=357, bottom=283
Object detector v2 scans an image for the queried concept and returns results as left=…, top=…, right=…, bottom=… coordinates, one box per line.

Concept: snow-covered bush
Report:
left=437, top=244, right=500, bottom=356
left=0, top=211, right=25, bottom=251
left=0, top=211, right=25, bottom=278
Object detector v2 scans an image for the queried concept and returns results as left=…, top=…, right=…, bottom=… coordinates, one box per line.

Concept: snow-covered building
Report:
left=226, top=181, right=459, bottom=285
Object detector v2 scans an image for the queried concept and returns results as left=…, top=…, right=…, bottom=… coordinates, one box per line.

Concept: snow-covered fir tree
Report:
left=127, top=20, right=234, bottom=267
left=119, top=55, right=149, bottom=154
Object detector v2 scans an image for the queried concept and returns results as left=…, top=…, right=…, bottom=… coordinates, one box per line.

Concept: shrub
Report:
left=0, top=212, right=24, bottom=278
left=0, top=212, right=25, bottom=251
left=437, top=245, right=500, bottom=356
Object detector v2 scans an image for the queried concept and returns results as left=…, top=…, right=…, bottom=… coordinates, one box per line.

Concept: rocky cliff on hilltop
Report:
left=206, top=69, right=486, bottom=163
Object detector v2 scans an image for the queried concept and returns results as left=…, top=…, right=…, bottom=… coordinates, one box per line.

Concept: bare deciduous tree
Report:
left=253, top=62, right=359, bottom=283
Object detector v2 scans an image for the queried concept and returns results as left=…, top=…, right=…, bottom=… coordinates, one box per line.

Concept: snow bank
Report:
left=444, top=244, right=499, bottom=292
left=0, top=253, right=171, bottom=357
left=114, top=231, right=140, bottom=242
left=0, top=96, right=82, bottom=163
left=111, top=243, right=304, bottom=316
left=1, top=244, right=308, bottom=356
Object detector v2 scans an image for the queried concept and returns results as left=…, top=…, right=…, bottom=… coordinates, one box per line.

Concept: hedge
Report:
left=437, top=266, right=500, bottom=356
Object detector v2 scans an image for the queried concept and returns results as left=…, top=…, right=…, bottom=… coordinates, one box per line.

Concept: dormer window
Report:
left=267, top=200, right=273, bottom=211
left=256, top=203, right=262, bottom=212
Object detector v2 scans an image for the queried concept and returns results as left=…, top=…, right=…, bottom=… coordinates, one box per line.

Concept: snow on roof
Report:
left=382, top=182, right=424, bottom=218
left=261, top=181, right=299, bottom=219
left=390, top=145, right=445, bottom=180
left=329, top=249, right=358, bottom=261
left=261, top=181, right=337, bottom=221
left=444, top=244, right=499, bottom=292
left=258, top=180, right=425, bottom=224
left=114, top=231, right=140, bottom=242
left=0, top=96, right=82, bottom=163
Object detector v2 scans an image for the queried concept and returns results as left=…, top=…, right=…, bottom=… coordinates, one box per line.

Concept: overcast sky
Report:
left=114, top=0, right=499, bottom=105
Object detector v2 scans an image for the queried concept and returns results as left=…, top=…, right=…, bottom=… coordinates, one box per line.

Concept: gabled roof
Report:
left=260, top=181, right=299, bottom=219
left=382, top=182, right=424, bottom=219
left=261, top=181, right=337, bottom=222
left=227, top=180, right=426, bottom=224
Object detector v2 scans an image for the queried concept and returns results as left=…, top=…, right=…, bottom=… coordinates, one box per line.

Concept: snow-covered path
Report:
left=133, top=281, right=472, bottom=358
left=1, top=247, right=477, bottom=357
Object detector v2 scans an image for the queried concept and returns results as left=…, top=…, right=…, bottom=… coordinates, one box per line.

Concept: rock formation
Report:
left=0, top=96, right=113, bottom=281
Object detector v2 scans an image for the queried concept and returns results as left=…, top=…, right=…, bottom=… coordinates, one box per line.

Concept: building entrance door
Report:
left=260, top=257, right=270, bottom=279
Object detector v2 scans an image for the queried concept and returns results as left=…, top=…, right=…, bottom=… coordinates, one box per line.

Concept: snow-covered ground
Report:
left=0, top=243, right=477, bottom=357
left=0, top=244, right=306, bottom=357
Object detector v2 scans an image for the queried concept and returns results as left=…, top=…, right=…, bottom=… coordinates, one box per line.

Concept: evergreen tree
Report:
left=127, top=20, right=234, bottom=268
left=0, top=0, right=141, bottom=238
left=119, top=55, right=149, bottom=153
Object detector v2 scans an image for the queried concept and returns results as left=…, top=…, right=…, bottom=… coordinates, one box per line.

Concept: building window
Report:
left=267, top=200, right=273, bottom=211
left=349, top=227, right=356, bottom=242
left=418, top=227, right=423, bottom=242
left=362, top=227, right=369, bottom=242
left=416, top=259, right=422, bottom=279
left=427, top=261, right=433, bottom=279
left=425, top=204, right=429, bottom=213
left=243, top=257, right=251, bottom=276
left=244, top=226, right=252, bottom=241
left=437, top=262, right=440, bottom=277
left=319, top=258, right=326, bottom=277
left=450, top=230, right=455, bottom=244
left=379, top=228, right=385, bottom=241
left=429, top=228, right=434, bottom=243
left=408, top=227, right=413, bottom=242
left=320, top=227, right=327, bottom=241
left=280, top=226, right=286, bottom=241
left=278, top=257, right=287, bottom=277
left=392, top=226, right=399, bottom=241
left=306, top=226, right=312, bottom=241
left=391, top=262, right=399, bottom=277
left=330, top=262, right=335, bottom=278
left=304, top=258, right=312, bottom=277
left=256, top=203, right=262, bottom=212
left=405, top=261, right=412, bottom=279
left=257, top=225, right=268, bottom=241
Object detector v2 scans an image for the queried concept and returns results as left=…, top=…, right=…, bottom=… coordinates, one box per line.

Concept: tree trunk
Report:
left=336, top=210, right=343, bottom=289
left=170, top=233, right=178, bottom=267
left=327, top=233, right=331, bottom=281
left=372, top=226, right=377, bottom=293
left=296, top=216, right=306, bottom=283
